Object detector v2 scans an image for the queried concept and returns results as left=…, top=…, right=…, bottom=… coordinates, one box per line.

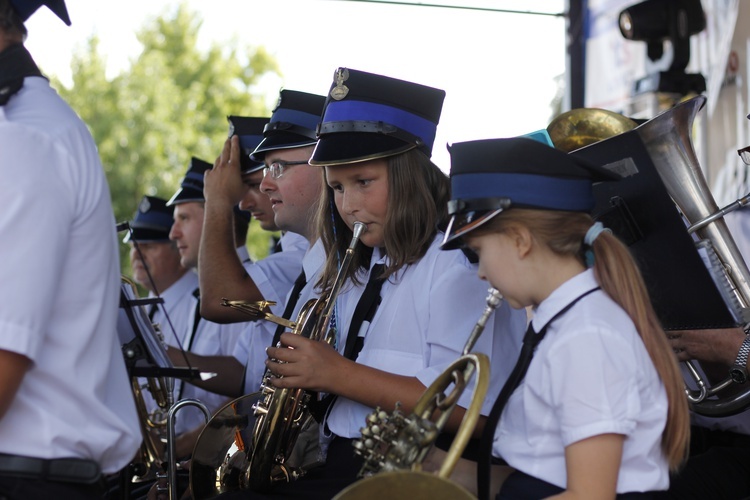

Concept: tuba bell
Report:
left=190, top=222, right=368, bottom=497
left=547, top=107, right=639, bottom=153
left=633, top=95, right=750, bottom=416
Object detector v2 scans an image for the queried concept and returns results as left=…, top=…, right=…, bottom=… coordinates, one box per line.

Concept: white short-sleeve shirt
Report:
left=172, top=290, right=246, bottom=434
left=0, top=76, right=141, bottom=473
left=150, top=270, right=199, bottom=346
left=326, top=235, right=527, bottom=438
left=243, top=231, right=308, bottom=315
left=494, top=269, right=670, bottom=493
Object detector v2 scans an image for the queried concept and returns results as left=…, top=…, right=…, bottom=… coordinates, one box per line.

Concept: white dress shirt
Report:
left=326, top=234, right=527, bottom=439
left=0, top=76, right=141, bottom=473
left=150, top=270, right=199, bottom=348
left=495, top=269, right=670, bottom=493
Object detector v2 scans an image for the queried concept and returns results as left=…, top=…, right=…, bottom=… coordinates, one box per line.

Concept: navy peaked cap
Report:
left=167, top=157, right=212, bottom=206
left=441, top=137, right=621, bottom=250
left=227, top=115, right=268, bottom=174
left=309, top=67, right=446, bottom=166
left=250, top=90, right=326, bottom=161
left=10, top=0, right=70, bottom=24
left=123, top=195, right=173, bottom=243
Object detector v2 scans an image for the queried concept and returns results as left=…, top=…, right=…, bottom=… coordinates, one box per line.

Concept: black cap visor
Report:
left=250, top=132, right=317, bottom=162
left=309, top=132, right=415, bottom=166
left=441, top=197, right=512, bottom=250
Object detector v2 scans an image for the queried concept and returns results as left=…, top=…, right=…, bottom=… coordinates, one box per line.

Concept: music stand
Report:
left=571, top=130, right=741, bottom=330
left=118, top=281, right=201, bottom=380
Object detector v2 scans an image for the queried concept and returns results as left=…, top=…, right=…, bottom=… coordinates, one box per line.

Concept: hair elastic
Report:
left=584, top=221, right=611, bottom=246
left=583, top=222, right=611, bottom=268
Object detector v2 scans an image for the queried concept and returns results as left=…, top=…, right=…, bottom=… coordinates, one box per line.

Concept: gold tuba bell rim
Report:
left=547, top=107, right=638, bottom=153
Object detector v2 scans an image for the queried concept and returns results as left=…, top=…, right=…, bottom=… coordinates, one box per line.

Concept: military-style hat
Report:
left=309, top=68, right=446, bottom=166
left=167, top=157, right=212, bottom=206
left=227, top=115, right=268, bottom=175
left=123, top=196, right=173, bottom=243
left=250, top=90, right=326, bottom=161
left=10, top=0, right=70, bottom=25
left=441, top=137, right=621, bottom=250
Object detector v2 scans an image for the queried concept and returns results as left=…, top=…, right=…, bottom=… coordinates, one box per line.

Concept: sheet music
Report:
left=118, top=283, right=173, bottom=369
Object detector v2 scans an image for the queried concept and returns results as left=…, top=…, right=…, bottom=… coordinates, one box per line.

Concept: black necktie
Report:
left=272, top=270, right=307, bottom=347
left=477, top=287, right=599, bottom=500
left=176, top=288, right=202, bottom=402
left=188, top=288, right=201, bottom=352
left=310, top=264, right=386, bottom=424
left=147, top=303, right=158, bottom=322
left=343, top=263, right=386, bottom=360
left=271, top=236, right=282, bottom=255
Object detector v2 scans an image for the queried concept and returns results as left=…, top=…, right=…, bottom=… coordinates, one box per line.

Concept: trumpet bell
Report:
left=333, top=470, right=475, bottom=500
left=547, top=108, right=638, bottom=153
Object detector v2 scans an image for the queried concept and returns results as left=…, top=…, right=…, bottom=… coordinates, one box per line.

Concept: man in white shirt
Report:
left=0, top=1, right=141, bottom=497
left=178, top=93, right=326, bottom=398
left=166, top=157, right=247, bottom=456
left=126, top=195, right=198, bottom=340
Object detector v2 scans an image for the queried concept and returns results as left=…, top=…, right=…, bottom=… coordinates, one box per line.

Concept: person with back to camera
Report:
left=439, top=136, right=691, bottom=499
left=0, top=0, right=142, bottom=498
left=215, top=68, right=527, bottom=500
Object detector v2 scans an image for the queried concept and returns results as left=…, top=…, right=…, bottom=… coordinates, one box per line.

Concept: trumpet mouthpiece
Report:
left=353, top=221, right=367, bottom=239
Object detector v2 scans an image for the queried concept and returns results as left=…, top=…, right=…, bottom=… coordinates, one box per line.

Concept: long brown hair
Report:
left=474, top=208, right=690, bottom=470
left=314, top=149, right=450, bottom=289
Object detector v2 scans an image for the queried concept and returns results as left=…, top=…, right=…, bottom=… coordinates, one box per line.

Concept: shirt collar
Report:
left=530, top=268, right=599, bottom=332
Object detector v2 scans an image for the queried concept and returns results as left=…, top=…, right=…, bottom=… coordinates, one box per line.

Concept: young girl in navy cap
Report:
left=251, top=69, right=527, bottom=499
left=441, top=137, right=690, bottom=499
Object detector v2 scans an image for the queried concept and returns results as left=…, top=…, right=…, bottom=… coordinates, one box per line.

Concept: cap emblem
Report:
left=138, top=197, right=151, bottom=214
left=330, top=68, right=350, bottom=101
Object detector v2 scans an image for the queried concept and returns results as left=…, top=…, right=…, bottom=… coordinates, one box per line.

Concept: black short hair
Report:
left=0, top=0, right=27, bottom=39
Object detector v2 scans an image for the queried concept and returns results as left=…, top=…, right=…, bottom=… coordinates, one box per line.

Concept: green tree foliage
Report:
left=53, top=3, right=281, bottom=272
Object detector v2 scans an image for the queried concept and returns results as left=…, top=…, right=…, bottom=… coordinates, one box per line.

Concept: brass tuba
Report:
left=190, top=222, right=367, bottom=497
left=633, top=95, right=750, bottom=416
left=332, top=289, right=502, bottom=499
left=549, top=96, right=750, bottom=416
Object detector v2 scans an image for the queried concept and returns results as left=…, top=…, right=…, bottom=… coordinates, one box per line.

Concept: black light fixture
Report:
left=619, top=0, right=707, bottom=96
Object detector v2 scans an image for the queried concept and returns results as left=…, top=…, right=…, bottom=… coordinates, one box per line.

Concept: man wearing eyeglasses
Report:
left=161, top=92, right=327, bottom=486
left=199, top=91, right=325, bottom=325
left=178, top=91, right=325, bottom=392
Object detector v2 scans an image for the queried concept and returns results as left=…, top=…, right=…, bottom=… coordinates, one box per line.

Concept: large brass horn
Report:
left=190, top=222, right=367, bottom=497
left=547, top=107, right=638, bottom=153
left=633, top=95, right=750, bottom=416
left=331, top=289, right=503, bottom=500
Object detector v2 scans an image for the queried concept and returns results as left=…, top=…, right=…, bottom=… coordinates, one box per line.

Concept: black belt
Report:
left=0, top=453, right=102, bottom=485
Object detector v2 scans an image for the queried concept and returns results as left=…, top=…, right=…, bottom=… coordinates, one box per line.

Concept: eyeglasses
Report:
left=738, top=146, right=750, bottom=166
left=262, top=160, right=309, bottom=180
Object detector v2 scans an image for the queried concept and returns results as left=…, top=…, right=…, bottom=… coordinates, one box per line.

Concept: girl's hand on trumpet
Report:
left=265, top=332, right=346, bottom=393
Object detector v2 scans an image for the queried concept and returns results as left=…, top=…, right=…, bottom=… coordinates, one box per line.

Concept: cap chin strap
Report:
left=263, top=121, right=317, bottom=141
left=447, top=197, right=512, bottom=216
